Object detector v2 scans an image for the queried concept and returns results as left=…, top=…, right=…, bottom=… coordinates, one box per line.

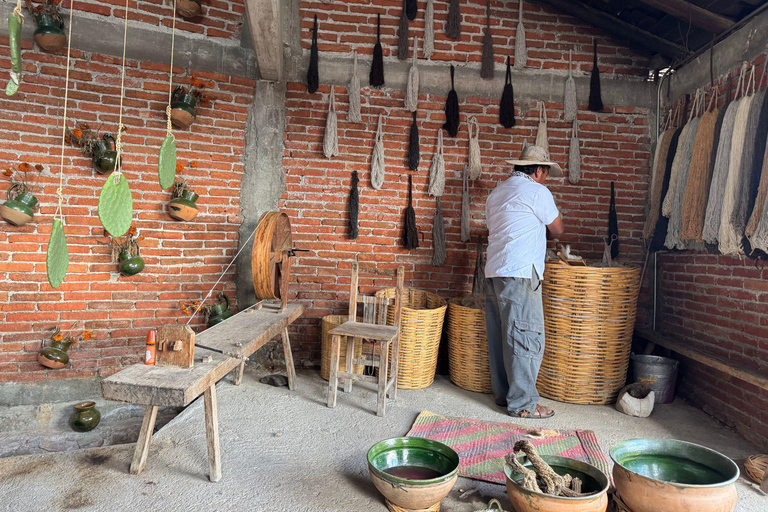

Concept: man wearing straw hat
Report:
left=485, top=144, right=564, bottom=419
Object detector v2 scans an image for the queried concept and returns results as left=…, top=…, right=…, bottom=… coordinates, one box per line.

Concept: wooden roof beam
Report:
left=637, top=0, right=735, bottom=34
left=534, top=0, right=688, bottom=59
left=245, top=0, right=283, bottom=82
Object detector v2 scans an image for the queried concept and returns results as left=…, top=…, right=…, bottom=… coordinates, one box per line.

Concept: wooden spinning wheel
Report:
left=252, top=212, right=292, bottom=308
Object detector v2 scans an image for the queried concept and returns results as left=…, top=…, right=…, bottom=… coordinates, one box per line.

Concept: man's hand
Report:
left=547, top=215, right=564, bottom=237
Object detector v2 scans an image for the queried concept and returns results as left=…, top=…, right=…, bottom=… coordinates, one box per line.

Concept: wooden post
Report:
left=204, top=385, right=222, bottom=483
left=327, top=334, right=341, bottom=408
left=233, top=360, right=245, bottom=386
left=279, top=251, right=290, bottom=314
left=343, top=336, right=357, bottom=393
left=377, top=341, right=390, bottom=417
left=281, top=327, right=296, bottom=391
left=130, top=405, right=158, bottom=476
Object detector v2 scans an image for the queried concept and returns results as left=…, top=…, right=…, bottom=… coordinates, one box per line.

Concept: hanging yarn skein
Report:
left=535, top=102, right=549, bottom=151
left=588, top=39, right=603, bottom=112
left=643, top=109, right=677, bottom=241
left=467, top=116, right=482, bottom=180
left=499, top=56, right=516, bottom=128
left=650, top=120, right=684, bottom=252
left=514, top=0, right=526, bottom=69
left=349, top=171, right=359, bottom=239
left=568, top=118, right=581, bottom=184
left=347, top=51, right=362, bottom=123
left=406, top=0, right=417, bottom=20
left=432, top=197, right=446, bottom=266
left=370, top=13, right=385, bottom=87
left=408, top=111, right=420, bottom=171
left=371, top=113, right=385, bottom=190
left=444, top=64, right=460, bottom=137
left=747, top=61, right=768, bottom=245
left=424, top=0, right=435, bottom=59
left=406, top=37, right=420, bottom=112
left=307, top=14, right=319, bottom=94
left=429, top=129, right=445, bottom=197
left=564, top=49, right=577, bottom=122
left=446, top=0, right=460, bottom=40
left=480, top=0, right=494, bottom=80
left=398, top=0, right=409, bottom=61
left=461, top=164, right=471, bottom=242
left=403, top=175, right=419, bottom=249
left=323, top=88, right=339, bottom=158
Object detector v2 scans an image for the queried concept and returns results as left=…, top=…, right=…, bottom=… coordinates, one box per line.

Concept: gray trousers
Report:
left=485, top=270, right=545, bottom=414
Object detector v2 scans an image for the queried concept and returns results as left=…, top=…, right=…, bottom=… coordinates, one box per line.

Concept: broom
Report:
left=406, top=37, right=420, bottom=112
left=403, top=175, right=419, bottom=249
left=347, top=50, right=362, bottom=123
left=398, top=0, right=409, bottom=61
left=588, top=39, right=603, bottom=112
left=499, top=56, right=515, bottom=128
left=307, top=14, right=319, bottom=94
left=371, top=113, right=385, bottom=190
left=409, top=111, right=420, bottom=171
left=446, top=0, right=460, bottom=40
left=370, top=14, right=385, bottom=87
left=564, top=49, right=577, bottom=122
left=349, top=171, right=359, bottom=239
left=424, top=0, right=435, bottom=59
left=443, top=65, right=460, bottom=137
left=480, top=0, right=494, bottom=80
left=432, top=197, right=446, bottom=266
left=514, top=0, right=526, bottom=69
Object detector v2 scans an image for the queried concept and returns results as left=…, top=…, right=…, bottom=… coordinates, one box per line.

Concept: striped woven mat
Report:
left=406, top=410, right=611, bottom=485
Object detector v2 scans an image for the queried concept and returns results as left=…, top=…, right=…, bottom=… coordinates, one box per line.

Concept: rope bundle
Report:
left=424, top=0, right=435, bottom=59
left=588, top=39, right=603, bottom=112
left=408, top=111, right=420, bottom=171
left=398, top=0, right=409, bottom=61
left=480, top=0, right=494, bottom=80
left=371, top=113, right=385, bottom=190
left=467, top=116, right=482, bottom=180
left=444, top=65, right=460, bottom=137
left=428, top=129, right=445, bottom=197
left=564, top=49, right=577, bottom=122
left=445, top=0, right=460, bottom=40
left=323, top=88, right=339, bottom=158
left=461, top=165, right=471, bottom=242
left=514, top=0, right=526, bottom=69
left=499, top=57, right=516, bottom=128
left=406, top=38, right=420, bottom=112
left=347, top=51, right=362, bottom=123
left=432, top=198, right=446, bottom=266
left=370, top=14, right=384, bottom=87
left=568, top=119, right=580, bottom=184
left=307, top=15, right=319, bottom=94
left=535, top=102, right=549, bottom=151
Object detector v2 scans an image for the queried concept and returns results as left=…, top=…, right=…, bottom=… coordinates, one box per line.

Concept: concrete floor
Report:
left=1, top=367, right=766, bottom=512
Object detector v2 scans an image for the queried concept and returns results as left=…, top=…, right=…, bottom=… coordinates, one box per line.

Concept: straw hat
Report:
left=506, top=144, right=563, bottom=177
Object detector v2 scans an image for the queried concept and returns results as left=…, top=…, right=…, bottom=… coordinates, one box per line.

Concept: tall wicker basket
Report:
left=537, top=261, right=641, bottom=405
left=375, top=288, right=447, bottom=390
left=446, top=301, right=492, bottom=393
left=320, top=315, right=364, bottom=381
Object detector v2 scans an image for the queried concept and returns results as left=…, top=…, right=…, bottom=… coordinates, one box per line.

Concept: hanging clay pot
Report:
left=33, top=14, right=66, bottom=52
left=208, top=293, right=233, bottom=327
left=1, top=183, right=38, bottom=226
left=118, top=247, right=145, bottom=276
left=69, top=401, right=101, bottom=432
left=170, top=86, right=198, bottom=130
left=38, top=337, right=72, bottom=369
left=176, top=0, right=202, bottom=19
left=92, top=134, right=120, bottom=174
left=168, top=188, right=199, bottom=221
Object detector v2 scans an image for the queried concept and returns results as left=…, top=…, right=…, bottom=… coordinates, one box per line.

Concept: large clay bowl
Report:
left=611, top=438, right=739, bottom=512
left=504, top=455, right=609, bottom=512
left=367, top=437, right=460, bottom=511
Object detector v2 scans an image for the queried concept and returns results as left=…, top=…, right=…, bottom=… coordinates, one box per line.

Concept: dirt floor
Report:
left=1, top=367, right=765, bottom=511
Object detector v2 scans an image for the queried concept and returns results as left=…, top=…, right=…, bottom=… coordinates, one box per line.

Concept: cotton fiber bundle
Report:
left=461, top=165, right=471, bottom=242
left=663, top=112, right=701, bottom=250
left=649, top=125, right=683, bottom=252
left=406, top=38, right=420, bottom=112
left=467, top=116, right=482, bottom=181
left=428, top=129, right=445, bottom=197
left=643, top=127, right=676, bottom=241
left=535, top=102, right=548, bottom=151
left=347, top=51, right=362, bottom=123
left=514, top=0, right=526, bottom=69
left=424, top=0, right=435, bottom=59
left=371, top=114, right=385, bottom=190
left=323, top=88, right=339, bottom=158
left=432, top=198, right=446, bottom=266
left=564, top=49, right=577, bottom=122
left=568, top=118, right=581, bottom=184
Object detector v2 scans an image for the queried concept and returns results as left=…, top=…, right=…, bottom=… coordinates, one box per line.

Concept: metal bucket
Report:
left=630, top=355, right=678, bottom=404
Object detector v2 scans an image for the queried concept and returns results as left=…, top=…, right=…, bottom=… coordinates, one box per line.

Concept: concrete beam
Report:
left=245, top=0, right=283, bottom=81
left=0, top=4, right=258, bottom=79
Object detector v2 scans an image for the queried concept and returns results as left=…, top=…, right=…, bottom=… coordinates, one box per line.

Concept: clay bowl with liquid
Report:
left=504, top=455, right=610, bottom=512
left=611, top=438, right=739, bottom=512
left=367, top=437, right=460, bottom=511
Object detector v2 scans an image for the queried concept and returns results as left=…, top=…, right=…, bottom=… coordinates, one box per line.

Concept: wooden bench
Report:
left=635, top=327, right=768, bottom=391
left=101, top=303, right=303, bottom=482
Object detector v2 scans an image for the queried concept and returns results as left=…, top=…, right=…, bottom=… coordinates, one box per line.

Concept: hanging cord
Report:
left=13, top=0, right=23, bottom=17
left=111, top=0, right=131, bottom=183
left=165, top=0, right=178, bottom=137
left=54, top=0, right=76, bottom=221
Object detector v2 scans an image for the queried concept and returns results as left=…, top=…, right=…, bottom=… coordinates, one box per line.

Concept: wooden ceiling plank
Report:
left=637, top=0, right=734, bottom=33
left=245, top=0, right=283, bottom=82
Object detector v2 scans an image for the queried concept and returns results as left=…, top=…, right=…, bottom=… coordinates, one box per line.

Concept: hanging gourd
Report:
left=443, top=65, right=460, bottom=137
left=370, top=13, right=385, bottom=88
left=515, top=0, right=526, bottom=69
left=424, top=0, right=435, bottom=59
left=564, top=49, right=577, bottom=122
left=347, top=50, right=362, bottom=123
left=6, top=1, right=23, bottom=97
left=371, top=114, right=385, bottom=190
left=159, top=0, right=179, bottom=190
left=467, top=116, right=482, bottom=181
left=499, top=56, right=515, bottom=128
left=405, top=38, right=420, bottom=112
left=323, top=88, right=339, bottom=158
left=307, top=15, right=319, bottom=94
left=397, top=0, right=409, bottom=61
left=480, top=0, right=494, bottom=80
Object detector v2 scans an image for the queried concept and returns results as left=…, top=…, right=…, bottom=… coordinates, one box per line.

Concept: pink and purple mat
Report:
left=406, top=410, right=612, bottom=485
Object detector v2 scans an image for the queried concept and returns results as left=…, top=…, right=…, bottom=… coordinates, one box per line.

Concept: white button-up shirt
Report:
left=485, top=172, right=560, bottom=279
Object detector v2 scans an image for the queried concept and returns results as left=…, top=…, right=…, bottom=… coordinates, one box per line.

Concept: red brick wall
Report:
left=0, top=39, right=254, bottom=381
left=283, top=0, right=652, bottom=362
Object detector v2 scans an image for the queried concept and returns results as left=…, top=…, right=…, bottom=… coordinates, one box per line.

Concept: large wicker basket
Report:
left=375, top=288, right=448, bottom=390
left=537, top=261, right=641, bottom=405
left=320, top=315, right=364, bottom=381
left=446, top=301, right=492, bottom=393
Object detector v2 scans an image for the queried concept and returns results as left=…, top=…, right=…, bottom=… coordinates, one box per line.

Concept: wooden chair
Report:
left=327, top=263, right=404, bottom=416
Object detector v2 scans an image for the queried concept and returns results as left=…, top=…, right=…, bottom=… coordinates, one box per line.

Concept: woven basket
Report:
left=745, top=454, right=768, bottom=484
left=375, top=288, right=447, bottom=390
left=320, top=315, right=364, bottom=381
left=446, top=301, right=492, bottom=393
left=537, top=261, right=641, bottom=405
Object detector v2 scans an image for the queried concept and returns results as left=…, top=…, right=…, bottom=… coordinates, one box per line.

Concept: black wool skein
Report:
left=398, top=0, right=409, bottom=61
left=445, top=0, right=461, bottom=40
left=307, top=15, right=319, bottom=94
left=480, top=0, right=494, bottom=80
left=408, top=111, right=420, bottom=171
left=403, top=175, right=419, bottom=250
left=588, top=38, right=603, bottom=112
left=370, top=13, right=385, bottom=87
left=349, top=171, right=359, bottom=239
left=443, top=65, right=460, bottom=137
left=406, top=0, right=417, bottom=21
left=499, top=56, right=516, bottom=128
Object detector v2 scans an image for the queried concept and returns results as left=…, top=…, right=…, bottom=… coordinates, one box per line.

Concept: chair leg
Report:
left=343, top=336, right=357, bottom=393
left=377, top=341, right=390, bottom=417
left=130, top=405, right=158, bottom=476
left=204, top=384, right=222, bottom=483
left=327, top=334, right=341, bottom=408
left=281, top=327, right=297, bottom=391
left=388, top=335, right=399, bottom=400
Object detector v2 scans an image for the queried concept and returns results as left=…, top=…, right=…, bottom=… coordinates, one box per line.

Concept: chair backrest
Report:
left=348, top=263, right=405, bottom=328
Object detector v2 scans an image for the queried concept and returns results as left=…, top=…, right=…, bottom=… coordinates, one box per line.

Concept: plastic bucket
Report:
left=630, top=355, right=679, bottom=404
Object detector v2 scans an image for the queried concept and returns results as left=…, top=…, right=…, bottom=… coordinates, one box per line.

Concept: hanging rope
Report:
left=564, top=49, right=577, bottom=122
left=514, top=0, right=526, bottom=69
left=323, top=88, right=339, bottom=158
left=348, top=50, right=362, bottom=123
left=54, top=0, right=75, bottom=221
left=428, top=129, right=445, bottom=197
left=406, top=37, right=420, bottom=112
left=111, top=0, right=132, bottom=180
left=371, top=113, right=385, bottom=189
left=165, top=0, right=178, bottom=138
left=535, top=101, right=549, bottom=151
left=467, top=116, right=482, bottom=180
left=568, top=118, right=581, bottom=184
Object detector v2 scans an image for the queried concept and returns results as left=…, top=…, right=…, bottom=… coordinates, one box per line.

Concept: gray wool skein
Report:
left=371, top=114, right=385, bottom=190
left=664, top=114, right=702, bottom=250
left=424, top=0, right=435, bottom=59
left=347, top=51, right=362, bottom=123
left=428, top=129, right=445, bottom=197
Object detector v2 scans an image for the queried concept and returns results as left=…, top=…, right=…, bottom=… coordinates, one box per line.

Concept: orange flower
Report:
left=175, top=162, right=185, bottom=172
left=190, top=161, right=198, bottom=168
left=34, top=164, right=44, bottom=171
left=127, top=225, right=137, bottom=236
left=81, top=330, right=94, bottom=341
left=2, top=169, right=12, bottom=178
left=53, top=333, right=63, bottom=342
left=72, top=128, right=83, bottom=138
left=18, top=163, right=30, bottom=172
left=191, top=76, right=203, bottom=89
left=136, top=235, right=145, bottom=242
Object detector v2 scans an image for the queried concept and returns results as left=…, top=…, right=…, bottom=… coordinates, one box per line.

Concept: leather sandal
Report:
left=509, top=404, right=555, bottom=419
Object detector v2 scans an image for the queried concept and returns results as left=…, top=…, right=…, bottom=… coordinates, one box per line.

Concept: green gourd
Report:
left=158, top=135, right=177, bottom=190
left=47, top=219, right=69, bottom=288
left=6, top=12, right=23, bottom=96
left=98, top=173, right=133, bottom=237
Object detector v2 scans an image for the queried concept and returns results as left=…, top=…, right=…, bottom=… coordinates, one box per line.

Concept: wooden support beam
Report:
left=637, top=0, right=734, bottom=34
left=245, top=0, right=282, bottom=82
left=534, top=0, right=688, bottom=59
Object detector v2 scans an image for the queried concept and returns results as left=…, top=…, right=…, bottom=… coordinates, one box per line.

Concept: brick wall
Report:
left=0, top=37, right=254, bottom=381
left=283, top=0, right=652, bottom=362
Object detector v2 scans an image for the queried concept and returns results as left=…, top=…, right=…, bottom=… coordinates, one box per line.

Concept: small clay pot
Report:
left=168, top=189, right=199, bottom=221
left=1, top=183, right=38, bottom=226
left=69, top=401, right=101, bottom=432
left=208, top=293, right=233, bottom=327
left=33, top=14, right=66, bottom=52
left=176, top=0, right=202, bottom=19
left=170, top=86, right=198, bottom=130
left=38, top=339, right=72, bottom=369
left=92, top=134, right=120, bottom=174
left=118, top=250, right=145, bottom=276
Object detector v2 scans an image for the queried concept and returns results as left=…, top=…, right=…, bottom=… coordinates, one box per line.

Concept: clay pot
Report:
left=208, top=293, right=233, bottom=327
left=168, top=188, right=199, bottom=221
left=118, top=249, right=145, bottom=276
left=368, top=437, right=460, bottom=511
left=1, top=183, right=38, bottom=226
left=69, top=401, right=101, bottom=432
left=92, top=134, right=120, bottom=174
left=611, top=439, right=739, bottom=512
left=176, top=0, right=201, bottom=19
left=170, top=86, right=198, bottom=130
left=38, top=339, right=72, bottom=369
left=504, top=455, right=609, bottom=512
left=33, top=14, right=66, bottom=52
